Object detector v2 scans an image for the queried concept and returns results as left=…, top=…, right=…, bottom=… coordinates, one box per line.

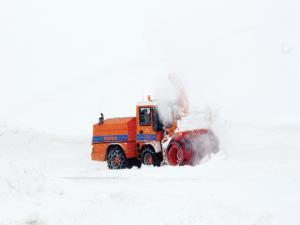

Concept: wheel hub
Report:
left=144, top=153, right=154, bottom=165
left=113, top=155, right=120, bottom=166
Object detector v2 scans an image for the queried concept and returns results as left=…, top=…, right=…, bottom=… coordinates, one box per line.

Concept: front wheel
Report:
left=141, top=147, right=162, bottom=167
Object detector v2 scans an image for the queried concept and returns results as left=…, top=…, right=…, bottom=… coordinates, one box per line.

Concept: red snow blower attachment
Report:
left=166, top=129, right=219, bottom=166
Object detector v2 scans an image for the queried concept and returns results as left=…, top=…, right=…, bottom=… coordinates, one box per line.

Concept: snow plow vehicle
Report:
left=91, top=98, right=219, bottom=169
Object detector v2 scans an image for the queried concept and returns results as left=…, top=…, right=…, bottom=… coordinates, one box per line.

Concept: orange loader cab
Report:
left=92, top=102, right=166, bottom=169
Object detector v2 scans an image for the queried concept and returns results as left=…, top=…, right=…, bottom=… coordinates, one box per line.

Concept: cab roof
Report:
left=136, top=101, right=158, bottom=107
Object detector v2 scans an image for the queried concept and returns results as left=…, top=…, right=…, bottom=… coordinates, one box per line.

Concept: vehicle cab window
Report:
left=140, top=107, right=151, bottom=126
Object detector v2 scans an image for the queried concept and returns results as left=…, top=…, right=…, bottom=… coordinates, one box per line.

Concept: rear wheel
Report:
left=141, top=146, right=162, bottom=167
left=107, top=146, right=127, bottom=170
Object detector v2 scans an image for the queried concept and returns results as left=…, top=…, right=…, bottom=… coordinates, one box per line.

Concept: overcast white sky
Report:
left=0, top=0, right=299, bottom=135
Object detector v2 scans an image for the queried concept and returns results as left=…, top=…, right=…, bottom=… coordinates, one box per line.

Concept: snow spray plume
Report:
left=168, top=74, right=189, bottom=116
left=154, top=74, right=189, bottom=127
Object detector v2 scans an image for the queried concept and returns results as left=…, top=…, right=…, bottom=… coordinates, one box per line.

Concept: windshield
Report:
left=139, top=107, right=152, bottom=126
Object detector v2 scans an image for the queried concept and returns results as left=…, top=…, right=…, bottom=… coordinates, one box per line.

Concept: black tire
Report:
left=107, top=146, right=127, bottom=170
left=141, top=146, right=162, bottom=167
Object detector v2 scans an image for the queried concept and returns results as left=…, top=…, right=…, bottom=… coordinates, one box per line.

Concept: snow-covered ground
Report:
left=1, top=123, right=299, bottom=225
